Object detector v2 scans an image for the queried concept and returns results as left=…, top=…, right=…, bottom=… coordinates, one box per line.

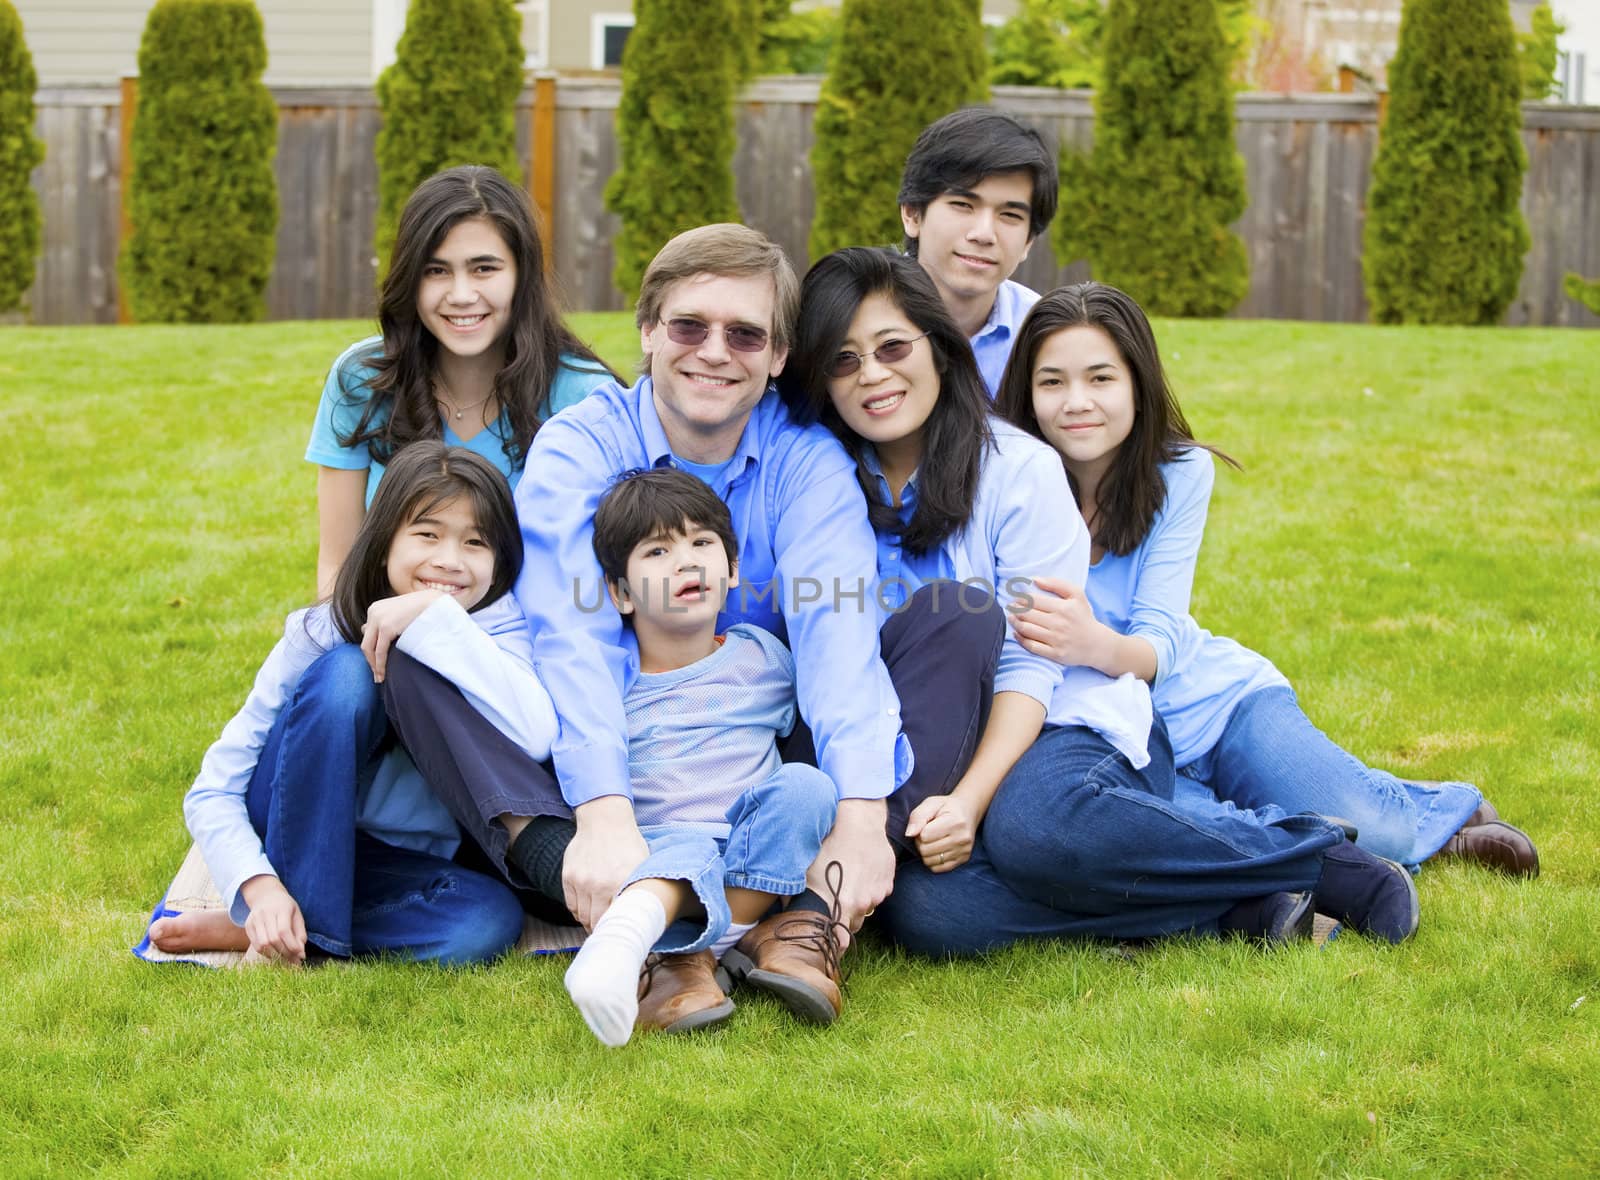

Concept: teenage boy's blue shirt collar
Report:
left=637, top=376, right=764, bottom=491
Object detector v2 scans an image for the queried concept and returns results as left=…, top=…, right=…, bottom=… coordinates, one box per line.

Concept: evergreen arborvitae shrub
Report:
left=809, top=0, right=987, bottom=260
left=375, top=0, right=523, bottom=272
left=1055, top=0, right=1248, bottom=317
left=603, top=0, right=742, bottom=301
left=121, top=0, right=277, bottom=323
left=1564, top=273, right=1600, bottom=317
left=0, top=0, right=44, bottom=315
left=1363, top=0, right=1529, bottom=325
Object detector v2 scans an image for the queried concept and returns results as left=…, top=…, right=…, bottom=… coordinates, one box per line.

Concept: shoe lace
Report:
left=774, top=859, right=850, bottom=984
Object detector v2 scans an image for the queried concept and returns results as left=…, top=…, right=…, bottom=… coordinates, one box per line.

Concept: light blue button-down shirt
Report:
left=969, top=279, right=1041, bottom=398
left=1084, top=448, right=1286, bottom=767
left=515, top=376, right=912, bottom=808
left=862, top=418, right=1153, bottom=767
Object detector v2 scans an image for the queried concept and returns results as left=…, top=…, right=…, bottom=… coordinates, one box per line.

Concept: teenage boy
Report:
left=385, top=225, right=979, bottom=1016
left=898, top=107, right=1059, bottom=395
left=562, top=469, right=838, bottom=1045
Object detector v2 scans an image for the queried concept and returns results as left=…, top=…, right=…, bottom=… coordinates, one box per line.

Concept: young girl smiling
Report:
left=146, top=443, right=557, bottom=965
left=996, top=282, right=1535, bottom=876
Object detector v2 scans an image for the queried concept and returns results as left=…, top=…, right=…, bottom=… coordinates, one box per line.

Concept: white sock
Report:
left=710, top=921, right=755, bottom=961
left=563, top=889, right=668, bottom=1048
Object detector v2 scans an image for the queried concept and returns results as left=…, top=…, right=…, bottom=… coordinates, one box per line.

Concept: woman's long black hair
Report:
left=337, top=165, right=617, bottom=470
left=994, top=281, right=1235, bottom=557
left=780, top=248, right=991, bottom=555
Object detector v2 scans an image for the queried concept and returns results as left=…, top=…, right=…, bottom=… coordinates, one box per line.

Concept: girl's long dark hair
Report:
left=994, top=281, right=1236, bottom=557
left=780, top=248, right=990, bottom=555
left=337, top=165, right=617, bottom=470
left=329, top=442, right=522, bottom=643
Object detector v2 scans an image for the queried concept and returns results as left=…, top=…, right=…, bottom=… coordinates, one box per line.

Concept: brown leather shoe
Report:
left=720, top=909, right=843, bottom=1025
left=635, top=951, right=735, bottom=1035
left=1435, top=819, right=1539, bottom=878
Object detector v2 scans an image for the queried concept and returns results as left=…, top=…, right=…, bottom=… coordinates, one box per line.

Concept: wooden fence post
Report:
left=117, top=75, right=136, bottom=324
left=531, top=73, right=556, bottom=275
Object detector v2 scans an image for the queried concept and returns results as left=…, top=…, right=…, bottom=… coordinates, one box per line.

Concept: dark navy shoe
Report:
left=1314, top=841, right=1420, bottom=944
left=1218, top=890, right=1315, bottom=945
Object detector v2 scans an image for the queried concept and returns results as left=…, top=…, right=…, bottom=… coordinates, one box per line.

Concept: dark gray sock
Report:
left=506, top=816, right=576, bottom=903
left=787, top=888, right=832, bottom=918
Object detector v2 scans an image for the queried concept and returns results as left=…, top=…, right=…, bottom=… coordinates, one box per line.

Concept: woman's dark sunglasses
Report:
left=661, top=317, right=770, bottom=353
left=826, top=334, right=928, bottom=379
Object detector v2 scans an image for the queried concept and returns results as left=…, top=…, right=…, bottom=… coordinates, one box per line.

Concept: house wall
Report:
left=14, top=0, right=375, bottom=86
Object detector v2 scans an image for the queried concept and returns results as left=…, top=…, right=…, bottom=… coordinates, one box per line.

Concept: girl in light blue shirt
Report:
left=306, top=166, right=614, bottom=594
left=783, top=250, right=1423, bottom=952
left=996, top=282, right=1535, bottom=876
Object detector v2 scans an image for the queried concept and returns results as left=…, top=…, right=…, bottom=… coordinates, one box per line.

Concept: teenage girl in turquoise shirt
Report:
left=995, top=282, right=1536, bottom=876
left=306, top=165, right=614, bottom=594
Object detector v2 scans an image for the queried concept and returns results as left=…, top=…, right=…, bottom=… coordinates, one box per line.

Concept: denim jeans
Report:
left=1175, top=685, right=1483, bottom=866
left=247, top=644, right=525, bottom=965
left=624, top=763, right=836, bottom=954
left=878, top=720, right=1347, bottom=956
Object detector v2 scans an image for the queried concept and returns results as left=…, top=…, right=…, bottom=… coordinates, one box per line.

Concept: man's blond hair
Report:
left=635, top=224, right=800, bottom=356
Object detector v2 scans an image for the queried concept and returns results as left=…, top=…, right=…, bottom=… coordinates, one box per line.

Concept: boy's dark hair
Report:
left=897, top=107, right=1059, bottom=254
left=591, top=468, right=740, bottom=586
left=330, top=441, right=522, bottom=643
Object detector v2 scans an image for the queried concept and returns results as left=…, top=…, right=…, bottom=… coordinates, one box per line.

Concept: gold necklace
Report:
left=435, top=378, right=495, bottom=422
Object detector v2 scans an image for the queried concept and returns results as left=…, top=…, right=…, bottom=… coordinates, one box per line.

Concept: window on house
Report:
left=515, top=1, right=550, bottom=70
left=592, top=13, right=635, bottom=70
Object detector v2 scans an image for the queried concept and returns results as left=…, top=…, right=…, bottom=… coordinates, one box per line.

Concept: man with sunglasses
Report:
left=899, top=107, right=1059, bottom=395
left=382, top=224, right=917, bottom=1030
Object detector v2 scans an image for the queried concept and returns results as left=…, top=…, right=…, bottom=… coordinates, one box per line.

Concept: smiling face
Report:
left=825, top=291, right=941, bottom=463
left=415, top=216, right=517, bottom=363
left=901, top=171, right=1035, bottom=322
left=642, top=272, right=788, bottom=463
left=613, top=524, right=737, bottom=636
left=1030, top=324, right=1137, bottom=485
left=384, top=494, right=495, bottom=610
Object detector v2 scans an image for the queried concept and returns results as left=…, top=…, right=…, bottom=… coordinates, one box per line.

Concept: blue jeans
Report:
left=246, top=644, right=524, bottom=965
left=878, top=720, right=1346, bottom=956
left=1176, top=685, right=1483, bottom=866
left=623, top=763, right=837, bottom=955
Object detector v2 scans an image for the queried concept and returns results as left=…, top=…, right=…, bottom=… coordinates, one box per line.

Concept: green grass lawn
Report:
left=2, top=314, right=1597, bottom=1176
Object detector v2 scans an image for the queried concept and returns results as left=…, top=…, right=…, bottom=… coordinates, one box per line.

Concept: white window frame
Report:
left=372, top=0, right=409, bottom=78
left=515, top=0, right=550, bottom=70
left=591, top=12, right=636, bottom=70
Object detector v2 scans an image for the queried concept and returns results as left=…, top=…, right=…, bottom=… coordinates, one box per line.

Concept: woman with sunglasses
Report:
left=781, top=248, right=1421, bottom=954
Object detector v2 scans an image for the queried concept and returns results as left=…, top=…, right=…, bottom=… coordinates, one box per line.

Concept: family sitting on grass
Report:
left=144, top=109, right=1539, bottom=1047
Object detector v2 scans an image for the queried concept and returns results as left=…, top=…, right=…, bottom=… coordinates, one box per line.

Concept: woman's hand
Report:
left=360, top=589, right=445, bottom=682
left=1009, top=575, right=1111, bottom=669
left=239, top=875, right=307, bottom=965
left=905, top=793, right=983, bottom=873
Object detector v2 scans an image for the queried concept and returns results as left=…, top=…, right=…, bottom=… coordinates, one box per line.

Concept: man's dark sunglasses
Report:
left=661, top=317, right=770, bottom=353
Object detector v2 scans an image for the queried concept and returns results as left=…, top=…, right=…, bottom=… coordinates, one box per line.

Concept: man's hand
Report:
left=563, top=795, right=650, bottom=931
left=808, top=797, right=894, bottom=934
left=905, top=792, right=981, bottom=873
left=239, top=874, right=307, bottom=965
left=361, top=589, right=445, bottom=682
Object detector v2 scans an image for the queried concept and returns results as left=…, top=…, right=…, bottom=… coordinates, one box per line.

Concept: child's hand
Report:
left=361, top=589, right=445, bottom=682
left=239, top=874, right=307, bottom=965
left=905, top=793, right=982, bottom=873
left=1008, top=575, right=1109, bottom=669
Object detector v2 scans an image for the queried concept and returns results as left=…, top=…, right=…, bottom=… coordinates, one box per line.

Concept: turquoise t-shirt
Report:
left=305, top=335, right=611, bottom=505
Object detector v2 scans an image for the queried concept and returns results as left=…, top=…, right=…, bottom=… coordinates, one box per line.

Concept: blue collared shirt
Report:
left=514, top=375, right=912, bottom=808
left=861, top=457, right=954, bottom=612
left=970, top=279, right=1041, bottom=398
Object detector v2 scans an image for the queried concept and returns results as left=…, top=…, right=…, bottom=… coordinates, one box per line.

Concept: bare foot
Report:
left=148, top=910, right=249, bottom=954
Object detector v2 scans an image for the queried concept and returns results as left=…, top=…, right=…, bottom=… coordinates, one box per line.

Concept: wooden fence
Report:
left=24, top=78, right=1600, bottom=327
